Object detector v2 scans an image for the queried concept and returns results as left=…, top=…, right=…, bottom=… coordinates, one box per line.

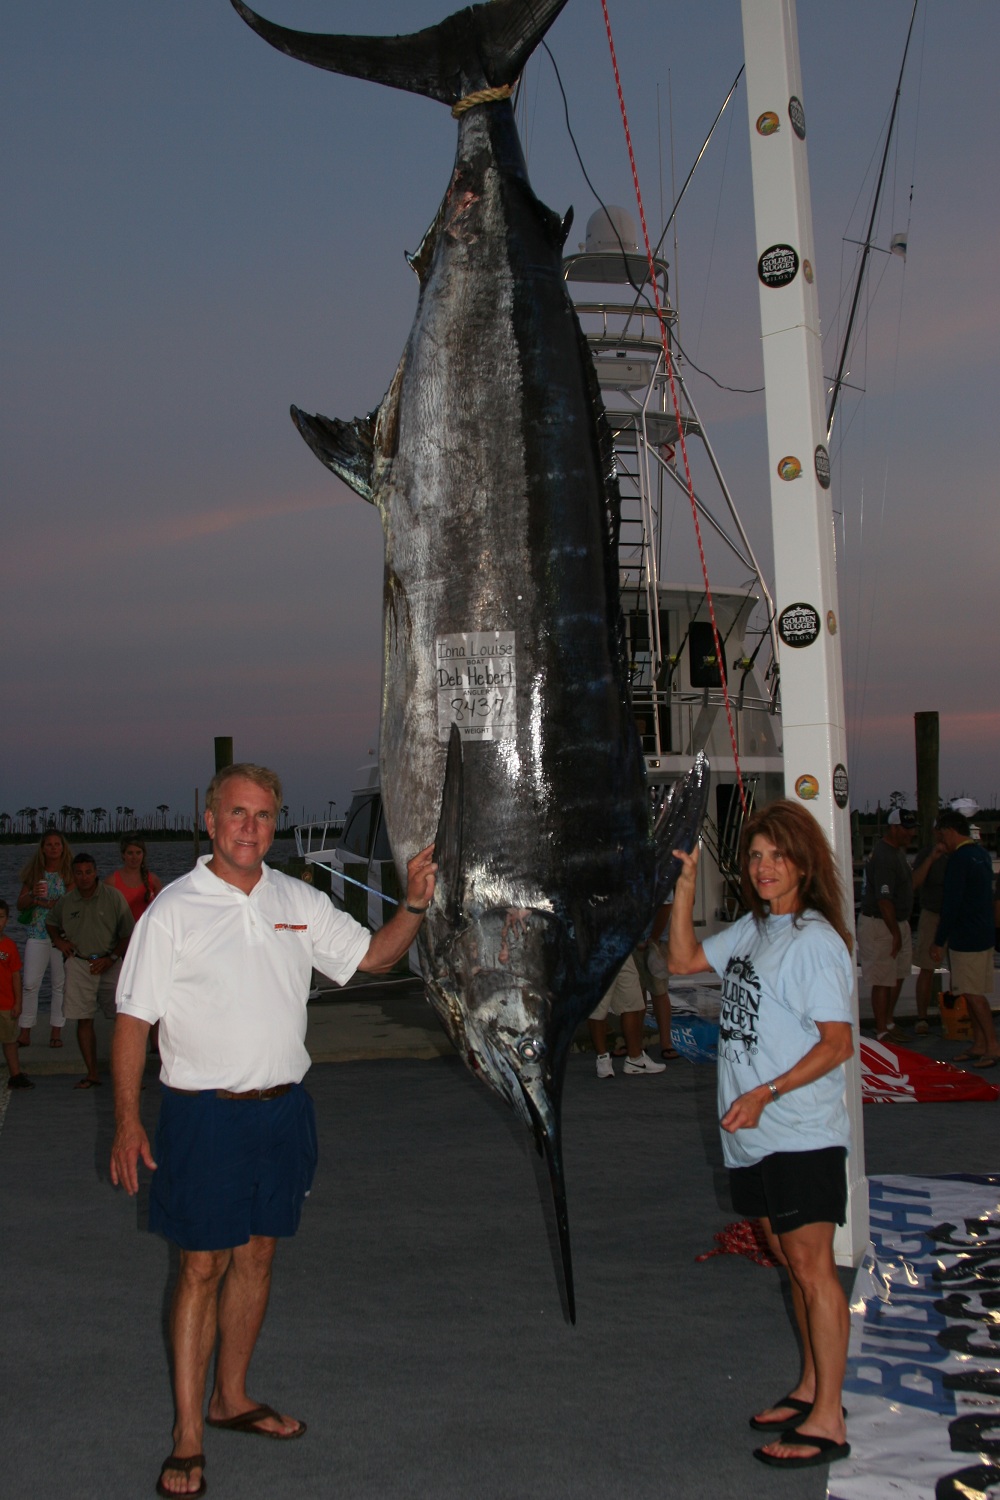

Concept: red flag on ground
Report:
left=860, top=1038, right=999, bottom=1103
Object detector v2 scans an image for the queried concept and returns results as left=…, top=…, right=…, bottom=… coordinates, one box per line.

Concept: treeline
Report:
left=1, top=803, right=294, bottom=841
left=3, top=805, right=178, bottom=836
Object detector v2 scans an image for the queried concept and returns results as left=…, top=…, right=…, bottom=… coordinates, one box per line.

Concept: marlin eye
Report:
left=518, top=1039, right=545, bottom=1062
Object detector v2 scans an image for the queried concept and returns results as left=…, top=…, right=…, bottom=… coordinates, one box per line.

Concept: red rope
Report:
left=599, top=0, right=747, bottom=812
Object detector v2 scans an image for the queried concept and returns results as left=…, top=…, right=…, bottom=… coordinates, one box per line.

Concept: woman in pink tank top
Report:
left=107, top=837, right=163, bottom=923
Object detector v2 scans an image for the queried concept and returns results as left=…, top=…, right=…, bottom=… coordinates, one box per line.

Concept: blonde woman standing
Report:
left=17, top=830, right=74, bottom=1047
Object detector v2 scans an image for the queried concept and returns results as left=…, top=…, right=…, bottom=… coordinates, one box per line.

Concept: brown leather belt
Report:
left=167, top=1083, right=294, bottom=1101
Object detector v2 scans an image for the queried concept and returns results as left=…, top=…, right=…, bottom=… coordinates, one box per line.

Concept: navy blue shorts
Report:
left=729, top=1146, right=847, bottom=1234
left=149, top=1084, right=318, bottom=1251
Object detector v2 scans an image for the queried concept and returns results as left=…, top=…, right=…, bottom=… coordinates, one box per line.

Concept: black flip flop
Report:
left=753, top=1433, right=851, bottom=1469
left=156, top=1452, right=206, bottom=1498
left=749, top=1395, right=812, bottom=1431
left=206, top=1404, right=306, bottom=1440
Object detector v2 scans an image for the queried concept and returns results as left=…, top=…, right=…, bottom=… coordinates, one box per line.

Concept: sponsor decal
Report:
left=758, top=243, right=799, bottom=289
left=777, top=455, right=802, bottom=481
left=436, top=630, right=516, bottom=742
left=802, top=258, right=814, bottom=284
left=827, top=610, right=838, bottom=635
left=815, top=444, right=831, bottom=488
left=756, top=111, right=780, bottom=136
left=273, top=923, right=308, bottom=932
left=777, top=602, right=820, bottom=648
left=788, top=95, right=806, bottom=139
left=833, top=763, right=849, bottom=808
left=794, top=773, right=819, bottom=800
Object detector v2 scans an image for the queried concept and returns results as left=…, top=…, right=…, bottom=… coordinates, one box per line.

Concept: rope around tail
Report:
left=452, top=84, right=515, bottom=117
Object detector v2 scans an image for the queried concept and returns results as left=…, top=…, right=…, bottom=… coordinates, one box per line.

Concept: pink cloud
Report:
left=5, top=483, right=360, bottom=578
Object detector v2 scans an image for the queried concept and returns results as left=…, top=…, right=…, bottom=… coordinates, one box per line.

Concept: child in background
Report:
left=0, top=899, right=32, bottom=1090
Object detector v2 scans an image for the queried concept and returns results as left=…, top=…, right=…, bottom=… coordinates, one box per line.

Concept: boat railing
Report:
left=293, top=820, right=344, bottom=861
left=630, top=682, right=778, bottom=763
left=574, top=313, right=675, bottom=348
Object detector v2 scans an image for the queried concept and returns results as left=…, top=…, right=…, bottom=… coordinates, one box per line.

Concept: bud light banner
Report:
left=831, top=1174, right=1000, bottom=1500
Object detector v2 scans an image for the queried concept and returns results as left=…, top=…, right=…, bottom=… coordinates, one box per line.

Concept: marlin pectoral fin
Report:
left=231, top=0, right=571, bottom=105
left=433, top=724, right=465, bottom=924
left=653, top=751, right=711, bottom=906
left=290, top=406, right=375, bottom=502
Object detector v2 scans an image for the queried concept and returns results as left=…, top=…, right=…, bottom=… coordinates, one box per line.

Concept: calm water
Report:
left=1, top=838, right=299, bottom=1006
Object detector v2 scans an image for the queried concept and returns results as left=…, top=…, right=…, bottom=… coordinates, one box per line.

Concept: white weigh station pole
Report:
left=740, top=0, right=868, bottom=1264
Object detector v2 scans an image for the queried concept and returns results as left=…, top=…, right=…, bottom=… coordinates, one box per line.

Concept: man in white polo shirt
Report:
left=110, top=763, right=435, bottom=1500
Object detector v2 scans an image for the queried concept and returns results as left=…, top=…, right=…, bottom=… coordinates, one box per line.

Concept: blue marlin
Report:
left=230, top=0, right=709, bottom=1317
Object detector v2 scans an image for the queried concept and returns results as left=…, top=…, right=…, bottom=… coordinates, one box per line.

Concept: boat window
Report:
left=338, top=794, right=377, bottom=859
left=688, top=620, right=725, bottom=689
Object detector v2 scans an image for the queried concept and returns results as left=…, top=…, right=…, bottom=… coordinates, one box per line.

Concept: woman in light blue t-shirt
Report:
left=669, top=800, right=854, bottom=1474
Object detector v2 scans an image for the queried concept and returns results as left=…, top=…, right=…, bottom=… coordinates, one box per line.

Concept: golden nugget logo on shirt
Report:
left=719, top=955, right=762, bottom=1065
left=273, top=924, right=308, bottom=932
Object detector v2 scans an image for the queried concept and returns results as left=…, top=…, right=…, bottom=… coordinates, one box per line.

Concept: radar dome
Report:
left=582, top=206, right=639, bottom=254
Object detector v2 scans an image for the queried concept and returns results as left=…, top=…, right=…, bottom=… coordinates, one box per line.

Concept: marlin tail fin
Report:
left=231, top=0, right=570, bottom=106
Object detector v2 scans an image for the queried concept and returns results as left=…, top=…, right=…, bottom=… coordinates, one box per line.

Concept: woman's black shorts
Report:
left=729, top=1145, right=848, bottom=1234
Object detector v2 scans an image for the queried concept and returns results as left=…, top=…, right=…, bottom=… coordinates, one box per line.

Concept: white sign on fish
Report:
left=435, top=631, right=516, bottom=742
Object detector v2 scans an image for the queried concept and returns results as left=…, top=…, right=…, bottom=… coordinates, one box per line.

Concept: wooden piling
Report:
left=914, top=712, right=939, bottom=846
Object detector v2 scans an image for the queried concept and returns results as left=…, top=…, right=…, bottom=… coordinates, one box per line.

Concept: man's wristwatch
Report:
left=405, top=903, right=429, bottom=915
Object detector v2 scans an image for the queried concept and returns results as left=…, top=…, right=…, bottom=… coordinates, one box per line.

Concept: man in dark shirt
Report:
left=930, top=810, right=998, bottom=1066
left=857, top=808, right=915, bottom=1041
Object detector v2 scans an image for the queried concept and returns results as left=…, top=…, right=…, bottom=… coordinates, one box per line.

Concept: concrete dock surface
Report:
left=2, top=972, right=996, bottom=1499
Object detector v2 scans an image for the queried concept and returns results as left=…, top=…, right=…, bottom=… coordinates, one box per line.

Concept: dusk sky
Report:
left=5, top=1, right=997, bottom=822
